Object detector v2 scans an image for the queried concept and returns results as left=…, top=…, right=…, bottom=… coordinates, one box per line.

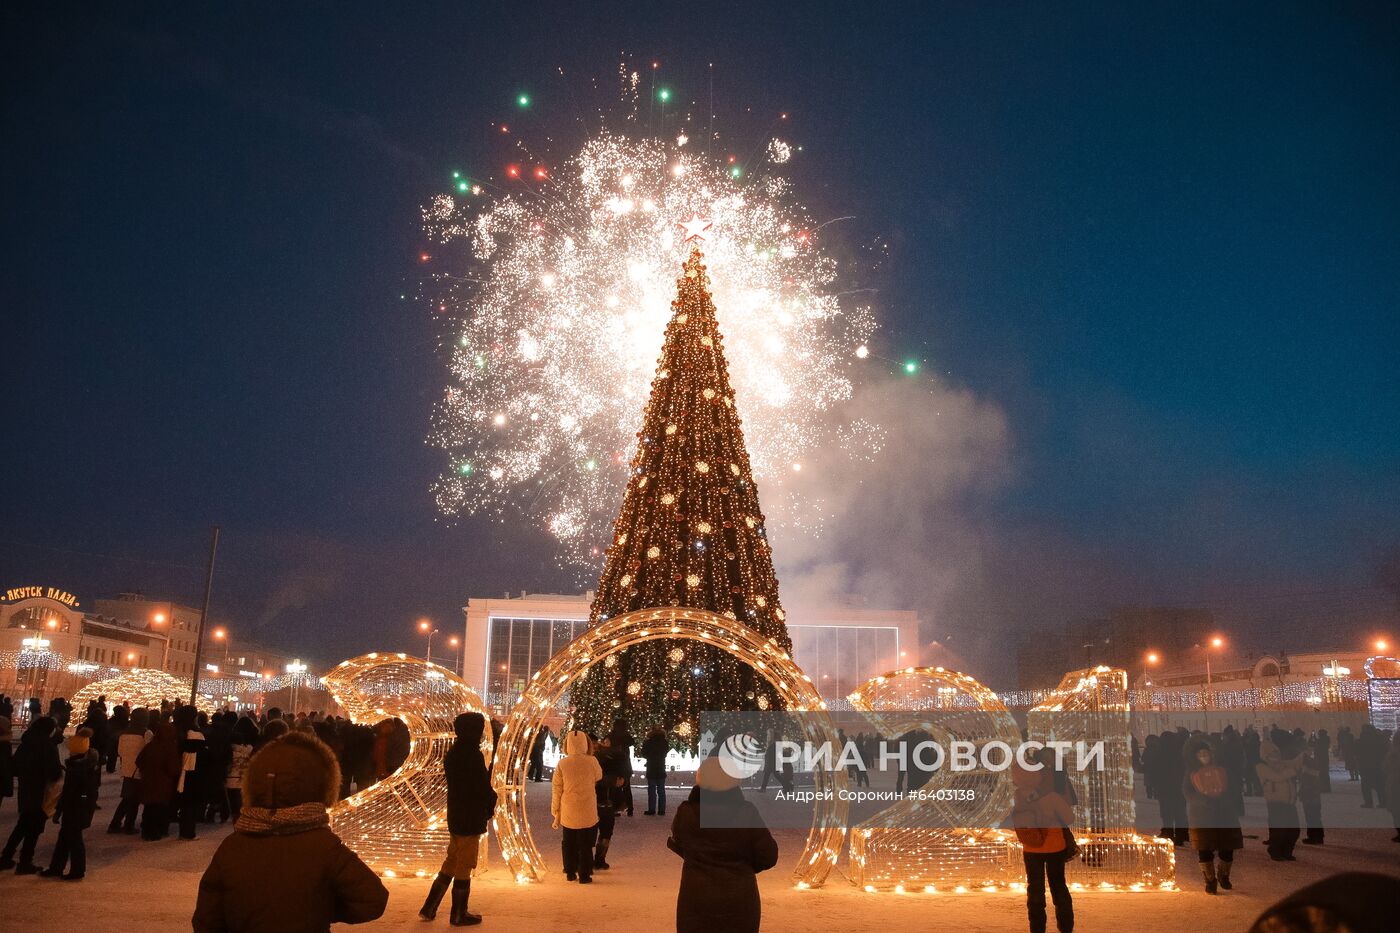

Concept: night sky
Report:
left=3, top=3, right=1397, bottom=681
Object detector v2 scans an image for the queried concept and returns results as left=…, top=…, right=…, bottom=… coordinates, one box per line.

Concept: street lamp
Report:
left=151, top=610, right=172, bottom=671
left=1376, top=638, right=1389, bottom=653
left=1143, top=650, right=1160, bottom=687
left=448, top=635, right=461, bottom=675
left=418, top=618, right=439, bottom=665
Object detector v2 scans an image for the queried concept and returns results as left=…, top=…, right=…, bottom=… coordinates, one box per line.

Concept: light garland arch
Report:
left=69, top=669, right=217, bottom=719
left=491, top=606, right=848, bottom=887
left=324, top=652, right=494, bottom=878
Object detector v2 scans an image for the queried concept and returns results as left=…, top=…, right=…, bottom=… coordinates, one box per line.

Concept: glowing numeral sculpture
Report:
left=1027, top=666, right=1175, bottom=891
left=324, top=653, right=494, bottom=878
left=847, top=666, right=1023, bottom=891
left=491, top=607, right=848, bottom=886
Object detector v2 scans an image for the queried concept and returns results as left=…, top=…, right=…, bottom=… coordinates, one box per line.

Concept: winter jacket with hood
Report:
left=1182, top=735, right=1243, bottom=852
left=445, top=712, right=498, bottom=837
left=117, top=709, right=152, bottom=780
left=193, top=730, right=388, bottom=933
left=667, top=757, right=779, bottom=933
left=1256, top=740, right=1302, bottom=806
left=12, top=718, right=62, bottom=812
left=136, top=722, right=183, bottom=805
left=551, top=730, right=603, bottom=830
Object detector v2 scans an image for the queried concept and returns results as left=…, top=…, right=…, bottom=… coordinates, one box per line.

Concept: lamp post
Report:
left=1195, top=636, right=1225, bottom=730
left=1143, top=651, right=1159, bottom=686
left=448, top=635, right=461, bottom=676
left=418, top=619, right=439, bottom=665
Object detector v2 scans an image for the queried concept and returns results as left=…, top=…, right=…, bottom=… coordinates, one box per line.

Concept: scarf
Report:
left=235, top=802, right=329, bottom=836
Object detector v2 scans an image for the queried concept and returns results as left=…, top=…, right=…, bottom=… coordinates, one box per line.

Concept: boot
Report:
left=593, top=838, right=611, bottom=870
left=449, top=878, right=481, bottom=926
left=1054, top=900, right=1074, bottom=932
left=419, top=872, right=451, bottom=920
left=1217, top=859, right=1232, bottom=891
left=1199, top=859, right=1217, bottom=894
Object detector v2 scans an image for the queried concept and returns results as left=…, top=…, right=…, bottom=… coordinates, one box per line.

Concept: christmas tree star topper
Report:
left=677, top=214, right=712, bottom=243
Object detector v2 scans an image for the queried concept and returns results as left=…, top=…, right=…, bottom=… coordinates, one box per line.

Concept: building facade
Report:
left=461, top=591, right=920, bottom=714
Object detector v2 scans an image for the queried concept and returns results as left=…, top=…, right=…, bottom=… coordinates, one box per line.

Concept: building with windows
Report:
left=462, top=591, right=920, bottom=714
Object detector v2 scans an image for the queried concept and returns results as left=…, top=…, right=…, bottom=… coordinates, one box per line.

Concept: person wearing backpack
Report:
left=1183, top=736, right=1242, bottom=893
left=1011, top=753, right=1075, bottom=933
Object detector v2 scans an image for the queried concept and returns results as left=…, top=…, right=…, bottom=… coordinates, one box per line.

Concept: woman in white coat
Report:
left=551, top=730, right=603, bottom=883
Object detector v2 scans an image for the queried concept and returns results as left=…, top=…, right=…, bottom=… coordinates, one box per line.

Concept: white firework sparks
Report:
left=426, top=132, right=876, bottom=569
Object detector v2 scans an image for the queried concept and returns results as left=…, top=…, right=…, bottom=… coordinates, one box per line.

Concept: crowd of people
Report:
left=0, top=692, right=412, bottom=878
left=1136, top=722, right=1400, bottom=894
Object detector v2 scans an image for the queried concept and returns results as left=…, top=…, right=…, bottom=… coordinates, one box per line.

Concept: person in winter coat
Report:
left=419, top=712, right=498, bottom=925
left=109, top=707, right=152, bottom=834
left=0, top=714, right=13, bottom=811
left=641, top=726, right=670, bottom=816
left=202, top=711, right=234, bottom=823
left=666, top=756, right=779, bottom=933
left=136, top=721, right=182, bottom=840
left=105, top=704, right=129, bottom=774
left=527, top=725, right=550, bottom=783
left=1183, top=737, right=1242, bottom=893
left=607, top=719, right=635, bottom=817
left=1299, top=746, right=1325, bottom=845
left=1257, top=738, right=1302, bottom=861
left=41, top=730, right=101, bottom=879
left=192, top=730, right=388, bottom=933
left=1357, top=724, right=1388, bottom=808
left=225, top=716, right=258, bottom=821
left=174, top=705, right=207, bottom=838
left=1383, top=729, right=1400, bottom=843
left=1, top=716, right=64, bottom=873
left=1010, top=755, right=1075, bottom=933
left=551, top=730, right=603, bottom=883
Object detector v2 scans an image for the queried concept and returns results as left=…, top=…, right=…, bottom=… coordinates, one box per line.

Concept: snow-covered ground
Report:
left=1, top=768, right=1396, bottom=932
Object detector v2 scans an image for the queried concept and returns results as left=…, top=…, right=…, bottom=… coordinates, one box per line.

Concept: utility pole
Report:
left=188, top=525, right=221, bottom=705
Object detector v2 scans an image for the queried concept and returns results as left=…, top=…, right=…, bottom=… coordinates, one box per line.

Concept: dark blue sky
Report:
left=3, top=2, right=1397, bottom=675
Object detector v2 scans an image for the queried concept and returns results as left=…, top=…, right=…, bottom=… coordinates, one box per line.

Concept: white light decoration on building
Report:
left=489, top=607, right=847, bottom=887
left=323, top=653, right=494, bottom=879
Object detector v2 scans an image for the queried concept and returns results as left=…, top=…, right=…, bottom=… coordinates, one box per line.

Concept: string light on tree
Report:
left=570, top=238, right=793, bottom=742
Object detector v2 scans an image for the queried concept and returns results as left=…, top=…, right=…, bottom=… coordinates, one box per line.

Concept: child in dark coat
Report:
left=419, top=712, right=497, bottom=925
left=667, top=757, right=778, bottom=933
left=42, top=730, right=101, bottom=879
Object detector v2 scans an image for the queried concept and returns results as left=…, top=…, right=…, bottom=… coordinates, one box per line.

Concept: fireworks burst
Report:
left=426, top=126, right=877, bottom=570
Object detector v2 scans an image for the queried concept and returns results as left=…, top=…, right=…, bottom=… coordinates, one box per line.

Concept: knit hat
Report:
left=243, top=730, right=341, bottom=809
left=696, top=756, right=741, bottom=792
left=67, top=734, right=90, bottom=756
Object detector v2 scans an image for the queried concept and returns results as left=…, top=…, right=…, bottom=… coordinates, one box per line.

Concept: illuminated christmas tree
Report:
left=572, top=219, right=791, bottom=743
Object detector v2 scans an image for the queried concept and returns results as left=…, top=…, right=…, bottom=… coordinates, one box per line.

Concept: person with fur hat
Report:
left=551, top=730, right=603, bottom=884
left=193, top=730, right=388, bottom=933
left=419, top=712, right=498, bottom=925
left=1183, top=735, right=1242, bottom=893
left=1009, top=752, right=1076, bottom=933
left=41, top=728, right=101, bottom=879
left=666, top=755, right=779, bottom=933
left=0, top=715, right=63, bottom=874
